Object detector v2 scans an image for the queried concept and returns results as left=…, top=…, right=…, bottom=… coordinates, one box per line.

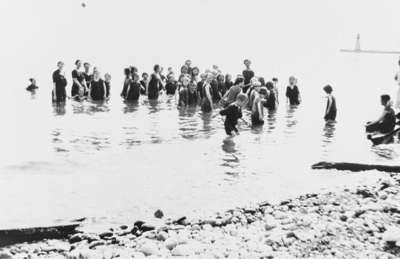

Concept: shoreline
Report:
left=1, top=173, right=400, bottom=258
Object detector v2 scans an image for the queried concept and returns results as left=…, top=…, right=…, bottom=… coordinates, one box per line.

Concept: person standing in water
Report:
left=242, top=59, right=255, bottom=93
left=104, top=73, right=111, bottom=99
left=125, top=73, right=141, bottom=102
left=71, top=60, right=87, bottom=100
left=286, top=76, right=301, bottom=105
left=323, top=85, right=337, bottom=121
left=201, top=74, right=214, bottom=113
left=121, top=68, right=132, bottom=99
left=148, top=64, right=163, bottom=100
left=221, top=75, right=245, bottom=107
left=366, top=95, right=396, bottom=134
left=140, top=73, right=149, bottom=95
left=89, top=71, right=107, bottom=101
left=264, top=81, right=277, bottom=111
left=220, top=93, right=248, bottom=136
left=394, top=59, right=400, bottom=109
left=83, top=62, right=92, bottom=91
left=165, top=74, right=178, bottom=95
left=26, top=78, right=38, bottom=92
left=52, top=61, right=67, bottom=103
left=251, top=87, right=268, bottom=126
left=272, top=77, right=279, bottom=105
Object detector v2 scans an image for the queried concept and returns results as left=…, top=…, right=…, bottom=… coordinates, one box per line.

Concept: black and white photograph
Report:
left=1, top=0, right=400, bottom=258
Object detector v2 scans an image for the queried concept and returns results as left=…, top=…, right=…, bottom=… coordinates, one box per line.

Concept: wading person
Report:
left=121, top=68, right=132, bottom=99
left=71, top=59, right=87, bottom=101
left=251, top=87, right=268, bottom=126
left=83, top=62, right=92, bottom=91
left=286, top=76, right=301, bottom=105
left=272, top=77, right=279, bottom=105
left=366, top=95, right=396, bottom=134
left=220, top=93, right=248, bottom=136
left=52, top=61, right=67, bottom=103
left=323, top=85, right=337, bottom=121
left=104, top=73, right=111, bottom=99
left=26, top=78, right=38, bottom=92
left=89, top=71, right=107, bottom=101
left=140, top=73, right=149, bottom=95
left=201, top=74, right=214, bottom=113
left=148, top=64, right=163, bottom=100
left=165, top=74, right=178, bottom=95
left=264, top=82, right=277, bottom=111
left=242, top=59, right=255, bottom=93
left=125, top=73, right=141, bottom=102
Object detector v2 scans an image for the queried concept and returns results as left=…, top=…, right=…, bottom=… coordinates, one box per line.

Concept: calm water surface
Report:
left=1, top=55, right=399, bottom=228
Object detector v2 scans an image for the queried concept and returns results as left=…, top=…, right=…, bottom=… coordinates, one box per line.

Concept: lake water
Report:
left=1, top=53, right=399, bottom=229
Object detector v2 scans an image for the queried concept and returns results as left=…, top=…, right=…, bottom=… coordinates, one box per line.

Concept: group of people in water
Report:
left=48, top=58, right=331, bottom=136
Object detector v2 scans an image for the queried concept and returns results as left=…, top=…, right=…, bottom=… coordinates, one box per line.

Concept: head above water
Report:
left=180, top=65, right=188, bottom=74
left=191, top=67, right=199, bottom=77
left=93, top=70, right=100, bottom=80
left=289, top=76, right=297, bottom=85
left=217, top=74, right=224, bottom=82
left=225, top=74, right=232, bottom=82
left=83, top=62, right=90, bottom=71
left=75, top=59, right=82, bottom=68
left=124, top=68, right=131, bottom=77
left=132, top=73, right=139, bottom=81
left=244, top=59, right=251, bottom=68
left=381, top=94, right=391, bottom=106
left=185, top=60, right=192, bottom=67
left=265, top=81, right=274, bottom=90
left=259, top=87, right=268, bottom=97
left=153, top=64, right=161, bottom=73
left=323, top=85, right=333, bottom=94
left=142, top=72, right=148, bottom=79
left=105, top=73, right=111, bottom=82
left=130, top=66, right=138, bottom=74
left=57, top=61, right=64, bottom=70
left=29, top=78, right=36, bottom=84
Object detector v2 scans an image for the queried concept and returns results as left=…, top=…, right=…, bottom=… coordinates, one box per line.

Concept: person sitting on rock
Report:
left=366, top=94, right=396, bottom=134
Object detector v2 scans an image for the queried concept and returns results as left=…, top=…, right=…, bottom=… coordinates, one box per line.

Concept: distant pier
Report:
left=340, top=34, right=400, bottom=55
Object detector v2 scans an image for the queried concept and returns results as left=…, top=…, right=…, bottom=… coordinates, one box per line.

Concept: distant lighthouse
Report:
left=355, top=33, right=361, bottom=51
left=340, top=34, right=400, bottom=54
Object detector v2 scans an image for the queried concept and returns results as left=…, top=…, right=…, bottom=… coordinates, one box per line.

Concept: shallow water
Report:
left=1, top=54, right=400, bottom=229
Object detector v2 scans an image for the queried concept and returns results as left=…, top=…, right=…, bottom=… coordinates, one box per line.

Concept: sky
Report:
left=1, top=0, right=400, bottom=81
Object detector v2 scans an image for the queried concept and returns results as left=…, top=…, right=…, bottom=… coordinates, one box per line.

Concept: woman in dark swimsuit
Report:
left=71, top=60, right=87, bottom=100
left=89, top=71, right=107, bottom=101
left=121, top=68, right=131, bottom=99
left=148, top=64, right=163, bottom=100
left=52, top=61, right=67, bottom=103
left=286, top=76, right=301, bottom=105
left=323, top=85, right=337, bottom=121
left=125, top=73, right=141, bottom=101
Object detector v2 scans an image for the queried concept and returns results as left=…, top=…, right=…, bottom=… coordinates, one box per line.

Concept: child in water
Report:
left=220, top=93, right=248, bottom=136
left=26, top=78, right=38, bottom=91
left=323, top=85, right=337, bottom=121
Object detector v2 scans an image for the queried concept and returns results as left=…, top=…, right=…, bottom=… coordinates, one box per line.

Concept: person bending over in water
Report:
left=221, top=75, right=245, bottom=108
left=121, top=68, right=132, bottom=99
left=71, top=59, right=87, bottom=101
left=323, top=85, right=337, bottom=121
left=251, top=87, right=267, bottom=126
left=125, top=73, right=141, bottom=102
left=366, top=95, right=396, bottom=134
left=89, top=71, right=107, bottom=101
left=242, top=59, right=255, bottom=93
left=26, top=78, right=38, bottom=92
left=286, top=76, right=301, bottom=105
left=52, top=61, right=67, bottom=103
left=220, top=93, right=248, bottom=136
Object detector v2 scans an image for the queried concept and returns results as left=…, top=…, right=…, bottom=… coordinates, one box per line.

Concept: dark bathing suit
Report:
left=210, top=79, right=221, bottom=103
left=52, top=69, right=67, bottom=103
left=200, top=83, right=212, bottom=112
left=71, top=69, right=85, bottom=97
left=220, top=104, right=243, bottom=135
left=264, top=90, right=276, bottom=110
left=105, top=81, right=110, bottom=98
left=26, top=84, right=38, bottom=91
left=286, top=85, right=300, bottom=105
left=324, top=96, right=337, bottom=121
left=366, top=106, right=396, bottom=134
left=126, top=82, right=141, bottom=101
left=121, top=78, right=131, bottom=98
left=148, top=74, right=160, bottom=100
left=242, top=69, right=254, bottom=93
left=90, top=79, right=106, bottom=101
left=165, top=81, right=177, bottom=95
left=140, top=80, right=147, bottom=95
